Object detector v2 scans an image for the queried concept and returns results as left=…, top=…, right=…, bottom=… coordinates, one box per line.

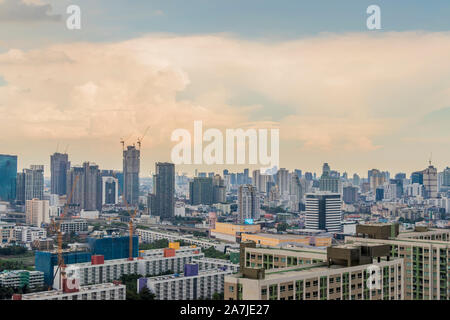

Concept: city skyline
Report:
left=1, top=1, right=450, bottom=176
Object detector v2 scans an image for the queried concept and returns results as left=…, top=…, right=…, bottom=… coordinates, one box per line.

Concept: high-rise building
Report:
left=368, top=169, right=385, bottom=192
left=213, top=174, right=226, bottom=204
left=26, top=199, right=50, bottom=227
left=443, top=167, right=450, bottom=187
left=352, top=173, right=360, bottom=187
left=189, top=177, right=213, bottom=205
left=305, top=192, right=342, bottom=233
left=66, top=163, right=101, bottom=212
left=421, top=164, right=438, bottom=199
left=102, top=176, right=118, bottom=205
left=411, top=171, right=423, bottom=185
left=50, top=153, right=70, bottom=196
left=343, top=186, right=358, bottom=204
left=322, top=163, right=331, bottom=176
left=0, top=154, right=17, bottom=202
left=24, top=165, right=44, bottom=201
left=276, top=168, right=289, bottom=196
left=123, top=145, right=140, bottom=206
left=154, top=162, right=175, bottom=219
left=289, top=173, right=304, bottom=208
left=238, top=185, right=260, bottom=223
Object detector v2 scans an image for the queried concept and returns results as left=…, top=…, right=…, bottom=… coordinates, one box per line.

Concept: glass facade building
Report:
left=0, top=154, right=17, bottom=202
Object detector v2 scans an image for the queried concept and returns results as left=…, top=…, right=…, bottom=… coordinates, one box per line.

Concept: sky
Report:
left=1, top=0, right=450, bottom=177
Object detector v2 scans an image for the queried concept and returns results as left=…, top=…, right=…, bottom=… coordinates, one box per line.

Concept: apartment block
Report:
left=225, top=244, right=403, bottom=300
left=19, top=282, right=126, bottom=300
left=0, top=270, right=44, bottom=289
left=53, top=250, right=205, bottom=290
left=346, top=224, right=450, bottom=300
left=59, top=219, right=88, bottom=233
left=139, top=268, right=233, bottom=300
left=136, top=228, right=223, bottom=249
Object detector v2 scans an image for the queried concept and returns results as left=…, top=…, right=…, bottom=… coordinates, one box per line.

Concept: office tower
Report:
left=189, top=177, right=213, bottom=205
left=26, top=199, right=50, bottom=227
left=102, top=176, right=118, bottom=205
left=395, top=173, right=406, bottom=180
left=368, top=169, right=384, bottom=191
left=22, top=165, right=45, bottom=201
left=147, top=193, right=156, bottom=215
left=304, top=172, right=313, bottom=181
left=411, top=171, right=423, bottom=185
left=123, top=145, right=140, bottom=206
left=352, top=173, right=360, bottom=187
left=266, top=180, right=276, bottom=198
left=238, top=185, right=259, bottom=223
left=289, top=173, right=304, bottom=205
left=294, top=169, right=302, bottom=179
left=443, top=167, right=450, bottom=187
left=0, top=154, right=17, bottom=202
left=66, top=163, right=101, bottom=212
left=390, top=179, right=404, bottom=198
left=16, top=172, right=26, bottom=204
left=305, top=192, right=342, bottom=233
left=322, top=163, right=331, bottom=176
left=243, top=168, right=250, bottom=184
left=154, top=162, right=175, bottom=219
left=375, top=187, right=384, bottom=201
left=83, top=162, right=100, bottom=211
left=343, top=186, right=358, bottom=204
left=223, top=169, right=229, bottom=176
left=276, top=168, right=289, bottom=196
left=212, top=174, right=226, bottom=204
left=421, top=164, right=438, bottom=199
left=50, top=153, right=70, bottom=196
left=319, top=175, right=340, bottom=193
left=252, top=170, right=260, bottom=190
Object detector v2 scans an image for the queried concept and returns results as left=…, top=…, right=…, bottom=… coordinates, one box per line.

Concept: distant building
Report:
left=343, top=186, right=358, bottom=204
left=305, top=192, right=342, bottom=233
left=154, top=162, right=175, bottom=219
left=0, top=154, right=17, bottom=202
left=26, top=199, right=50, bottom=227
left=238, top=185, right=260, bottom=224
left=51, top=153, right=70, bottom=196
left=189, top=177, right=213, bottom=205
left=102, top=176, right=118, bottom=205
left=123, top=146, right=140, bottom=206
left=66, top=162, right=101, bottom=212
left=0, top=270, right=44, bottom=290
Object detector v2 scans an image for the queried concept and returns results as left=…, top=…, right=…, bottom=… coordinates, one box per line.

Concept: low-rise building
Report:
left=0, top=270, right=44, bottom=289
left=59, top=219, right=88, bottom=233
left=138, top=267, right=233, bottom=300
left=19, top=282, right=126, bottom=300
left=241, top=233, right=332, bottom=248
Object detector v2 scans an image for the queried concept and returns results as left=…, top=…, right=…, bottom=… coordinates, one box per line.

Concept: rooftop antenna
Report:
left=429, top=152, right=433, bottom=166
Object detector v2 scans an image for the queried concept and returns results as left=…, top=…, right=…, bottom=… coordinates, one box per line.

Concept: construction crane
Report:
left=137, top=126, right=150, bottom=150
left=110, top=170, right=137, bottom=261
left=50, top=175, right=79, bottom=290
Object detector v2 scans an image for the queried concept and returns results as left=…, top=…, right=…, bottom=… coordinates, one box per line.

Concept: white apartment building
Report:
left=140, top=268, right=233, bottom=300
left=20, top=282, right=126, bottom=300
left=0, top=270, right=44, bottom=289
left=192, top=257, right=240, bottom=273
left=0, top=221, right=14, bottom=243
left=14, top=226, right=47, bottom=243
left=53, top=250, right=205, bottom=290
left=59, top=219, right=88, bottom=233
left=25, top=199, right=50, bottom=227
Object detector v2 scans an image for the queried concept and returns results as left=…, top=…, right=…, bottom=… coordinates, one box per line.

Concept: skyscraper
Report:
left=24, top=165, right=44, bottom=201
left=102, top=176, right=119, bottom=205
left=213, top=174, right=226, bottom=204
left=421, top=164, right=438, bottom=199
left=50, top=153, right=70, bottom=196
left=238, top=184, right=260, bottom=223
left=123, top=145, right=140, bottom=206
left=66, top=162, right=101, bottom=212
left=0, top=154, right=17, bottom=202
left=154, top=162, right=175, bottom=219
left=276, top=168, right=289, bottom=196
left=189, top=177, right=213, bottom=205
left=305, top=192, right=342, bottom=233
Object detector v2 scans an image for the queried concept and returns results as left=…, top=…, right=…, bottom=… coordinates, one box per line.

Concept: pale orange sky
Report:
left=1, top=32, right=450, bottom=177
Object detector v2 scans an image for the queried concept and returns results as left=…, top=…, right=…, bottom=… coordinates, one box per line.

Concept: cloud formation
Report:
left=1, top=32, right=450, bottom=173
left=0, top=0, right=61, bottom=22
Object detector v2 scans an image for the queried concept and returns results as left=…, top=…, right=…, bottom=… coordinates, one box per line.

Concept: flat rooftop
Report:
left=21, top=283, right=124, bottom=299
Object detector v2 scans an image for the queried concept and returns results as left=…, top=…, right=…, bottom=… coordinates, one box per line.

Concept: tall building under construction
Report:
left=123, top=146, right=140, bottom=206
